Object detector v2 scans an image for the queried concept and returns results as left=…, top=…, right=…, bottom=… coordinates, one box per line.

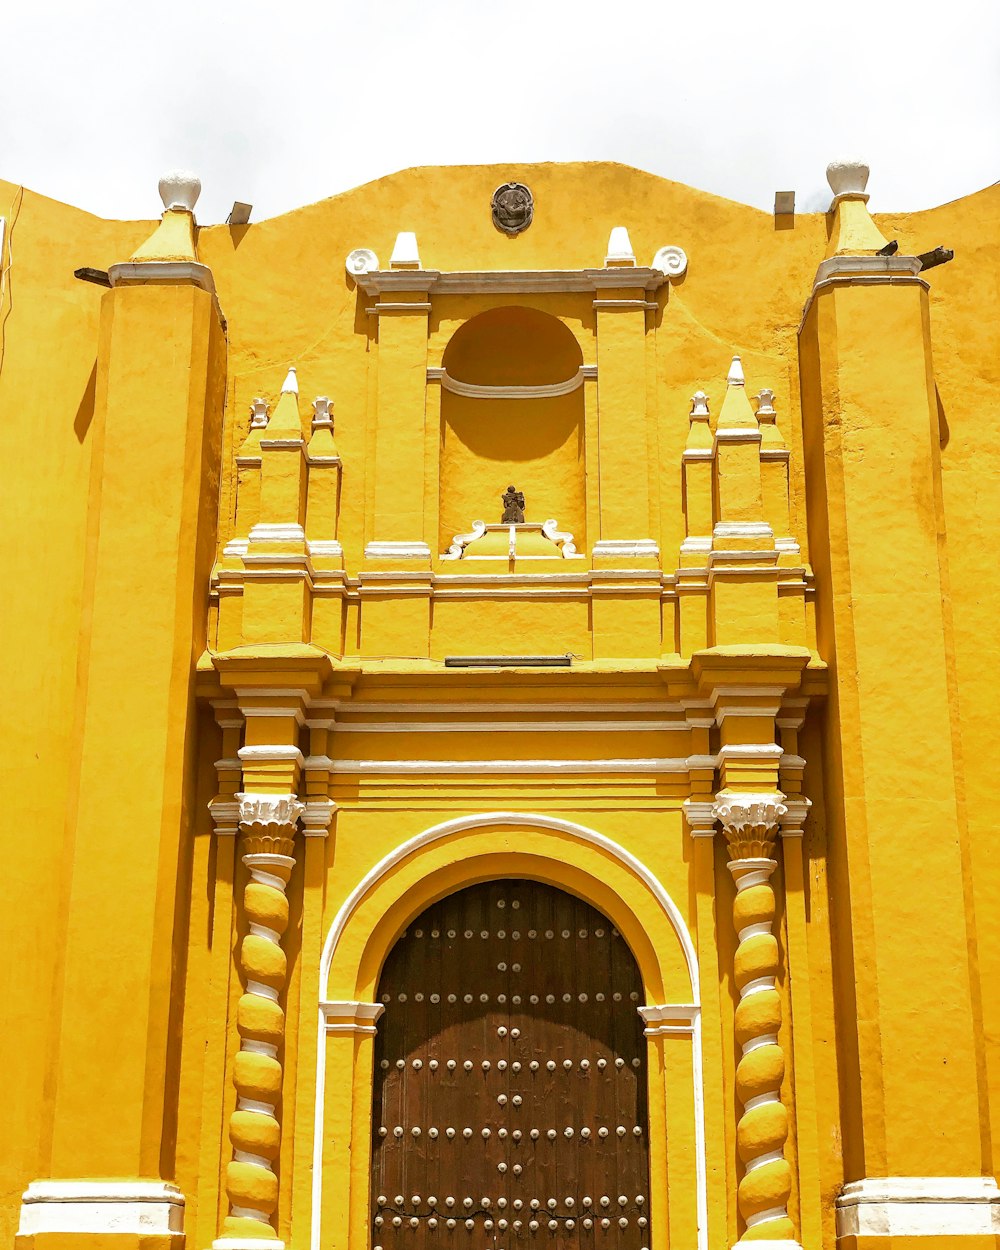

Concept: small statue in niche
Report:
left=501, top=485, right=525, bottom=524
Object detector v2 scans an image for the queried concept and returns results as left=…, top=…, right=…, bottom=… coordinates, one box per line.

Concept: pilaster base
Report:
left=16, top=1182, right=184, bottom=1247
left=212, top=1240, right=284, bottom=1250
left=836, top=1178, right=1000, bottom=1243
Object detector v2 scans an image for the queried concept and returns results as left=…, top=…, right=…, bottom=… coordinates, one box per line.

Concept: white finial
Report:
left=158, top=169, right=201, bottom=213
left=248, top=397, right=269, bottom=429
left=605, top=226, right=636, bottom=266
left=727, top=356, right=745, bottom=387
left=281, top=366, right=298, bottom=395
left=390, top=231, right=421, bottom=269
left=312, top=396, right=334, bottom=429
left=690, top=391, right=709, bottom=418
left=826, top=159, right=870, bottom=200
left=755, top=388, right=776, bottom=417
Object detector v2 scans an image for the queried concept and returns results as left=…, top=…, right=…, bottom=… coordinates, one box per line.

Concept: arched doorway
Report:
left=371, top=880, right=650, bottom=1250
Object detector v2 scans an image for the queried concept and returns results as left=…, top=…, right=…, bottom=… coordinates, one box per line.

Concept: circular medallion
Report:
left=492, top=182, right=533, bottom=236
left=345, top=247, right=379, bottom=278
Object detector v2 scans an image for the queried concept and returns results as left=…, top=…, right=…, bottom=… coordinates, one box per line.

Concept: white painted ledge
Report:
left=108, top=260, right=215, bottom=294
left=836, top=1176, right=1000, bottom=1236
left=18, top=1181, right=184, bottom=1236
left=592, top=539, right=660, bottom=559
left=364, top=541, right=431, bottom=560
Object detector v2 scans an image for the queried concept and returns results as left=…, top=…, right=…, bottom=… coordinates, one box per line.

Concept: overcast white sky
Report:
left=1, top=0, right=998, bottom=223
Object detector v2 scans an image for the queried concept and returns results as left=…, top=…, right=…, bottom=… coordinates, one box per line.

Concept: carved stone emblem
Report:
left=492, top=183, right=533, bottom=236
left=501, top=485, right=525, bottom=523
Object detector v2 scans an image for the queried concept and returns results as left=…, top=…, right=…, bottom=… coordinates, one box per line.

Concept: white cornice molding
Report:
left=428, top=366, right=592, bottom=400
left=108, top=260, right=215, bottom=294
left=364, top=540, right=431, bottom=560
left=592, top=538, right=660, bottom=559
left=301, top=798, right=337, bottom=838
left=322, top=757, right=691, bottom=775
left=354, top=266, right=672, bottom=297
left=320, top=1000, right=385, bottom=1035
left=18, top=1182, right=185, bottom=1236
left=836, top=1177, right=1000, bottom=1236
left=637, top=1003, right=700, bottom=1036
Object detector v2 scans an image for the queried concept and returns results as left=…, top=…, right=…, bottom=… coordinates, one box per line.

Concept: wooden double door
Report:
left=372, top=881, right=650, bottom=1250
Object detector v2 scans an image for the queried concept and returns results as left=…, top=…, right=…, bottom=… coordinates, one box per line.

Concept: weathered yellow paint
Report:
left=3, top=161, right=998, bottom=1250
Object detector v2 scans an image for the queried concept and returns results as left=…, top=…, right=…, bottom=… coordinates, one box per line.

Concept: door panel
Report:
left=372, top=881, right=650, bottom=1250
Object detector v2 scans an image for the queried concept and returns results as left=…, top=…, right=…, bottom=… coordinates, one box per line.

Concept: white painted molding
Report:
left=779, top=797, right=812, bottom=837
left=320, top=1000, right=386, bottom=1035
left=683, top=798, right=718, bottom=837
left=638, top=1003, right=700, bottom=1036
left=330, top=719, right=689, bottom=734
left=18, top=1181, right=185, bottom=1236
left=346, top=247, right=379, bottom=278
left=605, top=226, right=636, bottom=266
left=427, top=366, right=590, bottom=400
left=108, top=260, right=215, bottom=293
left=324, top=757, right=692, bottom=775
left=312, top=810, right=707, bottom=1250
left=158, top=169, right=201, bottom=213
left=651, top=245, right=688, bottom=278
left=354, top=267, right=671, bottom=297
left=836, top=1176, right=1000, bottom=1236
left=713, top=521, right=774, bottom=540
left=249, top=523, right=306, bottom=543
left=716, top=744, right=783, bottom=760
left=592, top=538, right=660, bottom=559
left=307, top=539, right=344, bottom=558
left=213, top=1240, right=285, bottom=1250
left=209, top=797, right=241, bottom=837
left=814, top=254, right=922, bottom=286
left=302, top=798, right=337, bottom=837
left=237, top=792, right=305, bottom=832
left=364, top=540, right=431, bottom=560
left=239, top=745, right=305, bottom=764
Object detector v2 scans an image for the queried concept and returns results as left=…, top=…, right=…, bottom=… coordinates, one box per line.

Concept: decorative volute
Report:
left=825, top=157, right=891, bottom=257
left=130, top=169, right=201, bottom=264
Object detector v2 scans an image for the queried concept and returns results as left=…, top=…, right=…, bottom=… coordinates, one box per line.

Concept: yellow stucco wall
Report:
left=2, top=162, right=998, bottom=1250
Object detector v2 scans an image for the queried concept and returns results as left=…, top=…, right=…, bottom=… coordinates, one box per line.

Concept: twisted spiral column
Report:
left=217, top=793, right=304, bottom=1246
left=714, top=790, right=798, bottom=1245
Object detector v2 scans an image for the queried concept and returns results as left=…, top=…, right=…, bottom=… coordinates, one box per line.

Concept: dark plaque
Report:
left=492, top=182, right=533, bottom=236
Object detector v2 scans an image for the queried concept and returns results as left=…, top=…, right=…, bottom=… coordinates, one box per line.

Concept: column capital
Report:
left=779, top=796, right=812, bottom=838
left=713, top=789, right=787, bottom=861
left=237, top=791, right=303, bottom=859
left=320, top=1000, right=386, bottom=1036
left=683, top=797, right=718, bottom=837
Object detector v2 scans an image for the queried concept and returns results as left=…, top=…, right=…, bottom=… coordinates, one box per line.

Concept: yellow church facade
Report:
left=2, top=159, right=998, bottom=1250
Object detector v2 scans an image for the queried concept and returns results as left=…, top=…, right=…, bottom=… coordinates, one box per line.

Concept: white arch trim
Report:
left=311, top=812, right=707, bottom=1250
left=319, top=811, right=699, bottom=1001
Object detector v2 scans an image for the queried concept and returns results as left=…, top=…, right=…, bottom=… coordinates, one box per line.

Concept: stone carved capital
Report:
left=713, top=789, right=787, bottom=861
left=236, top=792, right=304, bottom=857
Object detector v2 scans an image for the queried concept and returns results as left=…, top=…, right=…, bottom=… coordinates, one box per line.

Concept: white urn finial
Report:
left=158, top=169, right=202, bottom=213
left=826, top=159, right=870, bottom=200
left=727, top=356, right=745, bottom=387
left=281, top=365, right=299, bottom=395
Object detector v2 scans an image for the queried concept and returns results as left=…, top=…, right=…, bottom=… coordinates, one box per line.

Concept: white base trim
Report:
left=592, top=539, right=660, bottom=559
left=836, top=1176, right=1000, bottom=1237
left=18, top=1181, right=185, bottom=1236
left=213, top=1240, right=285, bottom=1250
left=364, top=540, right=431, bottom=560
left=732, top=1242, right=802, bottom=1250
left=249, top=523, right=306, bottom=543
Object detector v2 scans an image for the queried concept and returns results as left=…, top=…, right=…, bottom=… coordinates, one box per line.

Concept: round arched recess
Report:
left=438, top=307, right=586, bottom=555
left=309, top=814, right=707, bottom=1250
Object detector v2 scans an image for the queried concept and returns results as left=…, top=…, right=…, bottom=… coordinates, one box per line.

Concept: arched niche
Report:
left=438, top=308, right=586, bottom=554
